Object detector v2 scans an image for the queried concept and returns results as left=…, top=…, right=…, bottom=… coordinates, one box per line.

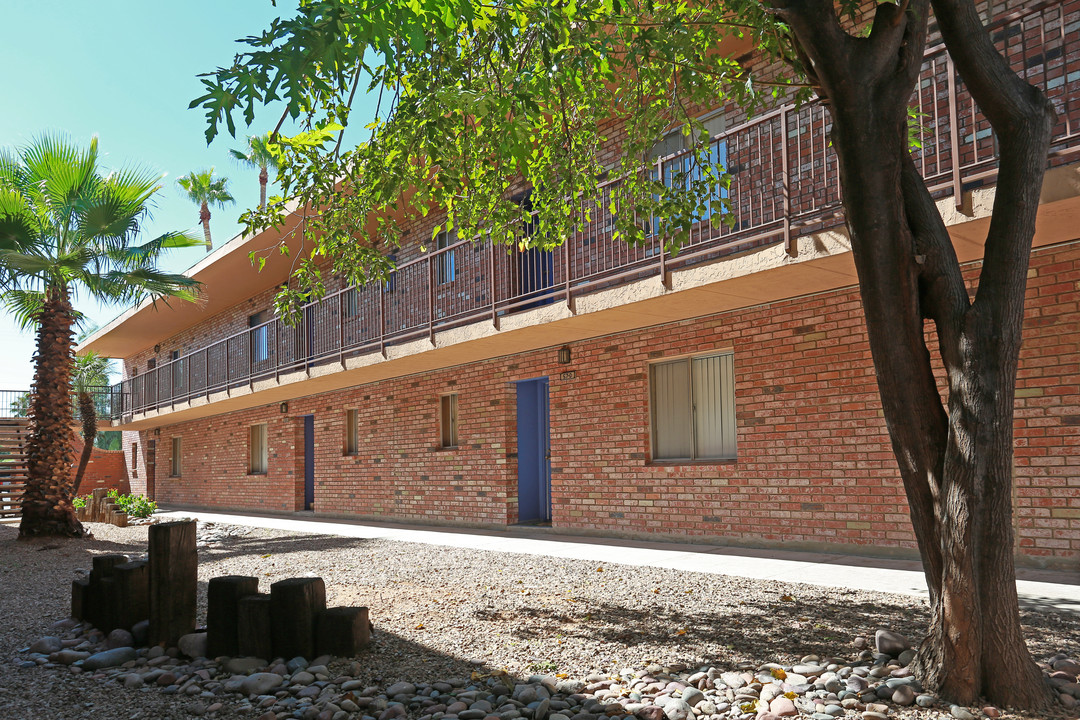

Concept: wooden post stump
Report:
left=149, top=520, right=197, bottom=647
left=316, top=606, right=370, bottom=657
left=90, top=489, right=107, bottom=522
left=270, top=577, right=325, bottom=660
left=87, top=554, right=128, bottom=631
left=115, top=560, right=149, bottom=631
left=237, top=593, right=273, bottom=660
left=71, top=577, right=89, bottom=620
left=207, top=575, right=258, bottom=658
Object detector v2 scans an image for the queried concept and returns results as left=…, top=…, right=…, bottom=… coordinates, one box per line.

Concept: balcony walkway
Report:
left=157, top=508, right=1080, bottom=614
left=105, top=0, right=1080, bottom=423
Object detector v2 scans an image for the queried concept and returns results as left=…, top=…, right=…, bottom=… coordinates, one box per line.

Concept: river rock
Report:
left=29, top=636, right=63, bottom=654
left=225, top=657, right=267, bottom=674
left=949, top=706, right=975, bottom=720
left=106, top=629, right=135, bottom=649
left=82, top=647, right=137, bottom=670
left=178, top=632, right=207, bottom=659
left=242, top=672, right=284, bottom=696
left=875, top=630, right=910, bottom=657
left=892, top=685, right=915, bottom=706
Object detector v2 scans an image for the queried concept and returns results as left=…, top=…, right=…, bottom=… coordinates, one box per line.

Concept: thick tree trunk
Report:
left=200, top=202, right=212, bottom=251
left=19, top=288, right=86, bottom=539
left=72, top=391, right=97, bottom=496
left=770, top=0, right=1056, bottom=709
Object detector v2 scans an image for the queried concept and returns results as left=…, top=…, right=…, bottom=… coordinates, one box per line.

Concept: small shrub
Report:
left=106, top=489, right=157, bottom=518
left=73, top=494, right=89, bottom=509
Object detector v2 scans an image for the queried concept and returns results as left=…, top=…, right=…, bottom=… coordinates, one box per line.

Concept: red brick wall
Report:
left=145, top=240, right=1080, bottom=566
left=71, top=439, right=130, bottom=495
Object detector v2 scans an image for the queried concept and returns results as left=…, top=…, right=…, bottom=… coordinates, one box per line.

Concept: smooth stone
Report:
left=132, top=620, right=149, bottom=646
left=124, top=673, right=145, bottom=688
left=822, top=705, right=843, bottom=717
left=634, top=707, right=664, bottom=720
left=53, top=650, right=91, bottom=665
left=892, top=686, right=915, bottom=706
left=82, top=647, right=137, bottom=670
left=557, top=681, right=586, bottom=695
left=107, top=629, right=135, bottom=650
left=287, top=657, right=310, bottom=673
left=874, top=630, right=911, bottom=657
left=769, top=698, right=797, bottom=717
left=861, top=713, right=888, bottom=720
left=243, top=673, right=284, bottom=696
left=897, top=650, right=916, bottom=667
left=915, top=695, right=936, bottom=708
left=30, top=636, right=64, bottom=654
left=1054, top=660, right=1080, bottom=677
left=661, top=699, right=690, bottom=720
left=178, top=632, right=207, bottom=659
left=293, top=671, right=316, bottom=685
left=147, top=646, right=165, bottom=659
left=981, top=707, right=1000, bottom=718
left=949, top=706, right=975, bottom=720
left=225, top=657, right=267, bottom=674
left=680, top=688, right=703, bottom=707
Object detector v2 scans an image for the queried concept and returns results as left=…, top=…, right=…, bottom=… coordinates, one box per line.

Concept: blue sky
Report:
left=0, top=0, right=370, bottom=388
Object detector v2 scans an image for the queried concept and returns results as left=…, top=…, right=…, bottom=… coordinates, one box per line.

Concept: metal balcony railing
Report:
left=105, top=0, right=1080, bottom=422
left=0, top=387, right=118, bottom=421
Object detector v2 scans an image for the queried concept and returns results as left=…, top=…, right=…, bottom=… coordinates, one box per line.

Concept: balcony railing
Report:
left=0, top=387, right=118, bottom=422
left=107, top=0, right=1080, bottom=422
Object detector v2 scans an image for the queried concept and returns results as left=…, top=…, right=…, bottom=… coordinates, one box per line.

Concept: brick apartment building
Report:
left=83, top=0, right=1080, bottom=568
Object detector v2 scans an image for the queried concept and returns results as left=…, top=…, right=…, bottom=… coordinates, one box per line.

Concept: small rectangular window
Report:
left=170, top=437, right=182, bottom=477
left=131, top=442, right=139, bottom=478
left=249, top=424, right=268, bottom=474
left=249, top=310, right=272, bottom=363
left=440, top=394, right=458, bottom=448
left=344, top=409, right=359, bottom=455
left=650, top=352, right=736, bottom=460
left=435, top=228, right=457, bottom=284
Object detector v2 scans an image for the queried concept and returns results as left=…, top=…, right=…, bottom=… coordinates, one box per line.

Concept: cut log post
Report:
left=71, top=577, right=90, bottom=620
left=207, top=575, right=259, bottom=658
left=90, top=489, right=107, bottom=522
left=270, top=577, right=326, bottom=660
left=87, top=554, right=128, bottom=631
left=114, top=560, right=149, bottom=631
left=148, top=520, right=197, bottom=647
left=237, top=593, right=273, bottom=660
left=316, top=606, right=370, bottom=657
left=111, top=509, right=128, bottom=528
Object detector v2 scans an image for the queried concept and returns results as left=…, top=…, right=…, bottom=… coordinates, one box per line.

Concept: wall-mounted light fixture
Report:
left=557, top=346, right=572, bottom=364
left=154, top=428, right=161, bottom=436
left=279, top=402, right=289, bottom=413
left=153, top=344, right=161, bottom=354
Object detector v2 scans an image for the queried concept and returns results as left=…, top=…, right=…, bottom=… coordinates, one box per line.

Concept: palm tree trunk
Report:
left=259, top=166, right=268, bottom=208
left=200, top=202, right=212, bottom=251
left=19, top=288, right=86, bottom=539
left=72, top=391, right=97, bottom=495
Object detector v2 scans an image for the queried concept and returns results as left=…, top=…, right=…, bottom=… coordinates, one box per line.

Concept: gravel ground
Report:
left=0, top=519, right=1077, bottom=720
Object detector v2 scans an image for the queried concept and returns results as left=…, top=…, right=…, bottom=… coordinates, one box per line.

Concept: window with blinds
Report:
left=249, top=424, right=268, bottom=474
left=650, top=352, right=736, bottom=460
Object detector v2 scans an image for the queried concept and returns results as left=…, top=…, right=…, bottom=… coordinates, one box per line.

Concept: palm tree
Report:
left=229, top=133, right=279, bottom=208
left=71, top=349, right=110, bottom=495
left=177, top=168, right=234, bottom=251
left=0, top=134, right=201, bottom=538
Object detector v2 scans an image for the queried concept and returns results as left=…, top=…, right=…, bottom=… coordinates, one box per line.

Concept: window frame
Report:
left=649, top=350, right=737, bottom=462
left=249, top=310, right=272, bottom=364
left=249, top=423, right=269, bottom=474
left=344, top=409, right=359, bottom=456
left=434, top=227, right=457, bottom=284
left=439, top=394, right=459, bottom=448
left=170, top=436, right=182, bottom=477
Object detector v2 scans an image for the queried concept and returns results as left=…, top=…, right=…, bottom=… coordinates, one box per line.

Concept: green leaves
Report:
left=0, top=134, right=202, bottom=329
left=194, top=0, right=798, bottom=306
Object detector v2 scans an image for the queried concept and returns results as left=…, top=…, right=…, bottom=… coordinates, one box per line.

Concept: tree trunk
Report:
left=769, top=0, right=1056, bottom=709
left=72, top=391, right=97, bottom=495
left=259, top=167, right=268, bottom=208
left=200, top=202, right=212, bottom=251
left=19, top=288, right=86, bottom=539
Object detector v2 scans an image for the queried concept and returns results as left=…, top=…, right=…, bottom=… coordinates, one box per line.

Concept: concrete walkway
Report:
left=158, top=509, right=1080, bottom=614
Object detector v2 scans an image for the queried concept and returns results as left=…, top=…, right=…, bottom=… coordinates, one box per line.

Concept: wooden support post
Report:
left=114, top=560, right=149, bottom=632
left=90, top=488, right=107, bottom=522
left=237, top=593, right=273, bottom=660
left=71, top=577, right=89, bottom=620
left=148, top=519, right=197, bottom=647
left=207, top=575, right=259, bottom=658
left=87, top=554, right=128, bottom=630
left=270, top=577, right=325, bottom=660
left=316, top=607, right=370, bottom=657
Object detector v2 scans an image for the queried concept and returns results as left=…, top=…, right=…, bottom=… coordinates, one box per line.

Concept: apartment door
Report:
left=303, top=415, right=315, bottom=511
left=516, top=377, right=552, bottom=524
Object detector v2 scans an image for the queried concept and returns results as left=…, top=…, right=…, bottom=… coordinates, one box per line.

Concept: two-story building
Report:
left=83, top=0, right=1080, bottom=567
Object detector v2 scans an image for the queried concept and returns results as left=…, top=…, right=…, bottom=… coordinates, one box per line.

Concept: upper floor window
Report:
left=652, top=112, right=728, bottom=229
left=440, top=394, right=458, bottom=448
left=435, top=228, right=457, bottom=284
left=650, top=351, right=736, bottom=461
left=249, top=310, right=272, bottom=363
left=170, top=436, right=182, bottom=477
left=344, top=409, right=359, bottom=455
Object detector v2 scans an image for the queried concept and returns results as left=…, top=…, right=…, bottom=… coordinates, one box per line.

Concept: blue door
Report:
left=303, top=415, right=315, bottom=510
left=516, top=378, right=551, bottom=523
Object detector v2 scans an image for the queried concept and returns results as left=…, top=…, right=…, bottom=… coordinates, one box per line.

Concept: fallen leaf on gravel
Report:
left=780, top=594, right=795, bottom=602
left=676, top=629, right=687, bottom=636
left=415, top=624, right=424, bottom=629
left=260, top=553, right=271, bottom=558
